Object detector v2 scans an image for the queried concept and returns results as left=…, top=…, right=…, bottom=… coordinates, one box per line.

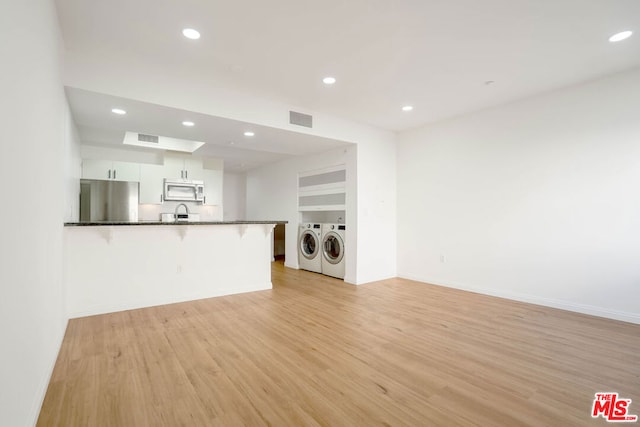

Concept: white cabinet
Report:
left=82, top=160, right=140, bottom=182
left=140, top=158, right=221, bottom=205
left=203, top=169, right=223, bottom=206
left=81, top=155, right=222, bottom=206
left=164, top=156, right=203, bottom=181
left=82, top=159, right=111, bottom=180
left=139, top=164, right=165, bottom=204
left=298, top=166, right=346, bottom=211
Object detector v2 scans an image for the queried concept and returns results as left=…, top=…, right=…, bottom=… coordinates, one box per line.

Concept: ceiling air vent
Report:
left=138, top=133, right=159, bottom=143
left=289, top=111, right=313, bottom=128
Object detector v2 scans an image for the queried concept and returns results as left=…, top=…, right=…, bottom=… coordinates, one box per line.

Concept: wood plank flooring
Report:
left=38, top=261, right=640, bottom=426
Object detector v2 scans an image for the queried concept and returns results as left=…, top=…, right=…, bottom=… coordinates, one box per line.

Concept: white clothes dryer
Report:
left=321, top=223, right=346, bottom=279
left=298, top=223, right=322, bottom=273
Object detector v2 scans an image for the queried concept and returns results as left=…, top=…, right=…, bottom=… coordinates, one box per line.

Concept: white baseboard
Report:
left=343, top=275, right=357, bottom=285
left=284, top=261, right=298, bottom=270
left=354, top=273, right=397, bottom=286
left=398, top=273, right=640, bottom=325
left=68, top=282, right=272, bottom=319
left=30, top=317, right=68, bottom=425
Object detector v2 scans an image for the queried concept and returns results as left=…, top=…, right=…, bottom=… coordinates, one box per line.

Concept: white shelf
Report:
left=298, top=164, right=346, bottom=178
left=298, top=165, right=346, bottom=214
left=298, top=205, right=346, bottom=212
left=298, top=182, right=346, bottom=197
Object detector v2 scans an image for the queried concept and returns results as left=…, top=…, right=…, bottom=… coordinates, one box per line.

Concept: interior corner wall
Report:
left=397, top=68, right=640, bottom=324
left=0, top=0, right=71, bottom=425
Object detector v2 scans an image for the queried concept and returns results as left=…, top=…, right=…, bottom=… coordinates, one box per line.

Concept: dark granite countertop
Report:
left=64, top=220, right=288, bottom=227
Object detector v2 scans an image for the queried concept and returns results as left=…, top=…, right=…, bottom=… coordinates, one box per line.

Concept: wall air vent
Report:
left=289, top=111, right=313, bottom=128
left=138, top=133, right=159, bottom=143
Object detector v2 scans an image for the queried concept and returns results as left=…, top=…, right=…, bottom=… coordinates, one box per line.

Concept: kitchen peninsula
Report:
left=63, top=221, right=286, bottom=318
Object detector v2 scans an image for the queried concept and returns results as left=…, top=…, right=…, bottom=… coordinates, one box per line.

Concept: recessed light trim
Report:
left=182, top=28, right=201, bottom=40
left=402, top=105, right=413, bottom=112
left=322, top=76, right=336, bottom=85
left=244, top=131, right=255, bottom=137
left=609, top=30, right=632, bottom=42
left=111, top=108, right=126, bottom=115
left=182, top=121, right=195, bottom=127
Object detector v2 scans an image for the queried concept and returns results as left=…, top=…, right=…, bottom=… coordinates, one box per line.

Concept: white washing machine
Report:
left=321, top=223, right=346, bottom=279
left=298, top=223, right=322, bottom=273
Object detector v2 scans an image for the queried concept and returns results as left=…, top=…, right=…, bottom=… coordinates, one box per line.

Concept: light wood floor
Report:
left=38, top=261, right=640, bottom=426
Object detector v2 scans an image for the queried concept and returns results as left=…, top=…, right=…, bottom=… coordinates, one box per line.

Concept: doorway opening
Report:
left=273, top=224, right=285, bottom=262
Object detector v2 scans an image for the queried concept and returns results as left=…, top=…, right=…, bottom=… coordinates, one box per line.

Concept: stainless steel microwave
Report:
left=163, top=179, right=204, bottom=202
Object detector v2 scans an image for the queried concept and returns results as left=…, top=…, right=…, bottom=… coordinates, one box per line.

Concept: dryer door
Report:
left=299, top=230, right=319, bottom=259
left=322, top=232, right=344, bottom=264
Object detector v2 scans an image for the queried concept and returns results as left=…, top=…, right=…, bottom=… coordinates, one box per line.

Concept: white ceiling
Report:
left=66, top=87, right=352, bottom=172
left=57, top=0, right=640, bottom=165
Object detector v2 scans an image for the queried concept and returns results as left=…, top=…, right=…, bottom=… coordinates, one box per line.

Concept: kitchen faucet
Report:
left=174, top=203, right=190, bottom=221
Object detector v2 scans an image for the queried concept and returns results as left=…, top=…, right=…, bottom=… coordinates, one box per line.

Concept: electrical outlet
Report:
left=177, top=265, right=182, bottom=273
left=440, top=255, right=446, bottom=263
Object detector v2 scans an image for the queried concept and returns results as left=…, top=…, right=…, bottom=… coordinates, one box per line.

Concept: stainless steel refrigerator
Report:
left=79, top=179, right=139, bottom=222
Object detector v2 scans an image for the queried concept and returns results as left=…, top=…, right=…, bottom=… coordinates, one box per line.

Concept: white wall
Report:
left=355, top=137, right=397, bottom=284
left=223, top=171, right=247, bottom=220
left=81, top=143, right=164, bottom=165
left=397, top=68, right=640, bottom=324
left=0, top=0, right=73, bottom=425
left=63, top=104, right=82, bottom=222
left=65, top=224, right=273, bottom=317
left=246, top=146, right=359, bottom=282
left=138, top=201, right=222, bottom=222
left=246, top=136, right=397, bottom=285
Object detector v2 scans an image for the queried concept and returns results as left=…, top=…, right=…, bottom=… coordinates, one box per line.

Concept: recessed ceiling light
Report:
left=228, top=141, right=235, bottom=145
left=402, top=105, right=413, bottom=112
left=244, top=131, right=255, bottom=137
left=609, top=30, right=632, bottom=42
left=111, top=108, right=126, bottom=115
left=322, top=77, right=336, bottom=85
left=182, top=121, right=195, bottom=127
left=182, top=28, right=201, bottom=40
left=484, top=80, right=495, bottom=85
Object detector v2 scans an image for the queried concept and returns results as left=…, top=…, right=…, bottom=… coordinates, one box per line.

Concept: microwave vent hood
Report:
left=164, top=179, right=204, bottom=202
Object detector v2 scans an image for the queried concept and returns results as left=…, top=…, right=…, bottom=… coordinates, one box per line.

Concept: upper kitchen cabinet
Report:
left=139, top=163, right=165, bottom=204
left=139, top=156, right=223, bottom=205
left=82, top=159, right=140, bottom=182
left=164, top=155, right=203, bottom=181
